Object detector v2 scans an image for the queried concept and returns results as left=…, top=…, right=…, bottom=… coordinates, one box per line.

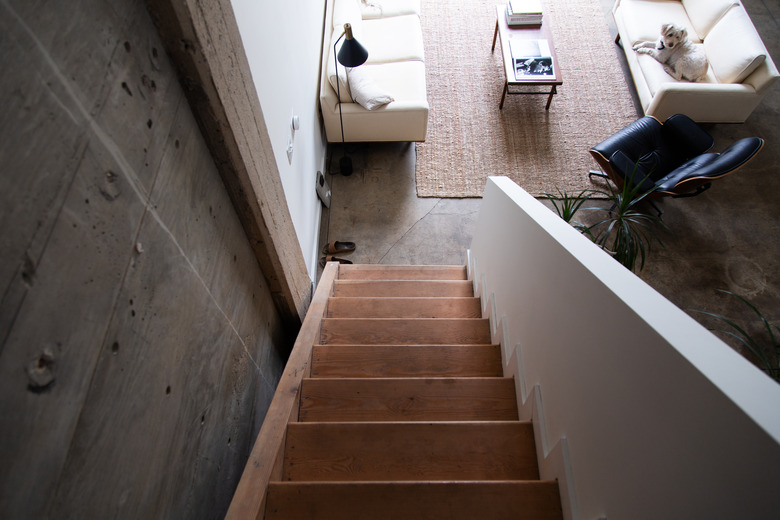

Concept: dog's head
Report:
left=658, top=23, right=688, bottom=49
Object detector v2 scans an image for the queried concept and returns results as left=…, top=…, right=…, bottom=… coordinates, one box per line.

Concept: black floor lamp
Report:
left=334, top=22, right=368, bottom=176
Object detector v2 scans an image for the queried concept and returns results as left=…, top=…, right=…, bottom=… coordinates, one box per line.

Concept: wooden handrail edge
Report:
left=225, top=263, right=339, bottom=520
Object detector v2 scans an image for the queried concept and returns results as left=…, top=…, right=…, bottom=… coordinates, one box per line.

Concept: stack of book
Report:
left=506, top=0, right=543, bottom=26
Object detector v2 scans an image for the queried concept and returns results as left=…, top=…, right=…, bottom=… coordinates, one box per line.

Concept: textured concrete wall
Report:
left=0, top=0, right=289, bottom=517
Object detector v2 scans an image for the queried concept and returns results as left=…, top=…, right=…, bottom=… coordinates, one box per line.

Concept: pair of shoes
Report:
left=319, top=255, right=353, bottom=268
left=322, top=240, right=356, bottom=255
left=319, top=240, right=356, bottom=268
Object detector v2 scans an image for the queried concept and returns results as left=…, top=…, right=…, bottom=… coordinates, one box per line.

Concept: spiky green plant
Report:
left=695, top=290, right=780, bottom=382
left=583, top=171, right=670, bottom=272
left=541, top=166, right=670, bottom=272
left=539, top=188, right=594, bottom=235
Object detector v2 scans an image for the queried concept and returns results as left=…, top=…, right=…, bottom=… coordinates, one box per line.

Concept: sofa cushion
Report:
left=681, top=0, right=737, bottom=39
left=638, top=44, right=715, bottom=94
left=704, top=6, right=767, bottom=83
left=362, top=15, right=425, bottom=64
left=359, top=61, right=427, bottom=103
left=617, top=0, right=698, bottom=44
left=348, top=67, right=395, bottom=110
left=359, top=0, right=421, bottom=19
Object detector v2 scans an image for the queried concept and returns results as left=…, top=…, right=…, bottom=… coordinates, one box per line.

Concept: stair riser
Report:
left=283, top=422, right=539, bottom=482
left=266, top=481, right=563, bottom=520
left=326, top=297, right=482, bottom=318
left=337, top=265, right=468, bottom=280
left=299, top=378, right=519, bottom=422
left=319, top=318, right=491, bottom=345
left=311, top=344, right=504, bottom=378
left=333, top=280, right=474, bottom=298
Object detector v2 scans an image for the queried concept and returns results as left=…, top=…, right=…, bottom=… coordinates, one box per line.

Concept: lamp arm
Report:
left=334, top=31, right=347, bottom=150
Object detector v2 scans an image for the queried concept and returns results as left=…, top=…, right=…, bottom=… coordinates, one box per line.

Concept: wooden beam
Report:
left=225, top=263, right=339, bottom=520
left=144, top=0, right=311, bottom=327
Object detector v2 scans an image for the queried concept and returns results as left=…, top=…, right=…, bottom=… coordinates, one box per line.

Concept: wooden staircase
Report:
left=227, top=264, right=563, bottom=520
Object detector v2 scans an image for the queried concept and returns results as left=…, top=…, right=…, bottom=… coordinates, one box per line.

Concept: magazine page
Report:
left=509, top=38, right=554, bottom=80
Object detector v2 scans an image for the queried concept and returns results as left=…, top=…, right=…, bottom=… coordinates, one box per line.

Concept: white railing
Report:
left=469, top=177, right=780, bottom=520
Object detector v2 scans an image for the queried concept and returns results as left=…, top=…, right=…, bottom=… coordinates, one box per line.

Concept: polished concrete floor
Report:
left=320, top=0, right=779, bottom=365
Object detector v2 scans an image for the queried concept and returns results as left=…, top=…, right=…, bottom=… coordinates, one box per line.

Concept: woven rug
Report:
left=415, top=0, right=639, bottom=197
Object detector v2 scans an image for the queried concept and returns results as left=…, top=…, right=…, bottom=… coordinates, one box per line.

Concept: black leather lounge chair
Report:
left=589, top=114, right=764, bottom=214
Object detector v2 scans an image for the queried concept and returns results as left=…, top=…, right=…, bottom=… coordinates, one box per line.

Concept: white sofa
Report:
left=320, top=0, right=429, bottom=142
left=613, top=0, right=778, bottom=123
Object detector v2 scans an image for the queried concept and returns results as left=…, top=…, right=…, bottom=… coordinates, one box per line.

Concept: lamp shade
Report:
left=337, top=23, right=368, bottom=67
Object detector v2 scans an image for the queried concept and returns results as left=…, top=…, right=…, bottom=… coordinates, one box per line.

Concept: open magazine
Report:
left=509, top=38, right=554, bottom=80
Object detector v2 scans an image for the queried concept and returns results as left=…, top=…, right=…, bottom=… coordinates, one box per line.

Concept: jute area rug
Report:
left=415, top=0, right=639, bottom=198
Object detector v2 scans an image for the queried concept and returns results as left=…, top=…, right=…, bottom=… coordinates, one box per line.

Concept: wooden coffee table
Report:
left=492, top=4, right=563, bottom=109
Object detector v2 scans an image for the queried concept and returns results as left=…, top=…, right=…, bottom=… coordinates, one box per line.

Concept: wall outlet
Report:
left=286, top=109, right=296, bottom=164
left=316, top=171, right=331, bottom=208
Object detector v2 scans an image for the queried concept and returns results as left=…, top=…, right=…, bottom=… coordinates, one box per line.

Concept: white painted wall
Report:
left=230, top=0, right=328, bottom=281
left=470, top=177, right=780, bottom=520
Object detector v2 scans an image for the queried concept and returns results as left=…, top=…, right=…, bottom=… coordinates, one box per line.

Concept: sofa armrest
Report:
left=647, top=82, right=761, bottom=122
left=743, top=58, right=780, bottom=96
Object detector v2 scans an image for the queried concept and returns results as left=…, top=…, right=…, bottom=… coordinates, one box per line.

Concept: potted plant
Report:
left=541, top=173, right=670, bottom=272
left=584, top=173, right=670, bottom=272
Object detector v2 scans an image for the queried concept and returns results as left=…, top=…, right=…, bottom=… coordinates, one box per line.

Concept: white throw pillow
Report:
left=359, top=0, right=421, bottom=19
left=359, top=0, right=384, bottom=19
left=327, top=32, right=355, bottom=102
left=347, top=67, right=394, bottom=110
left=704, top=7, right=767, bottom=83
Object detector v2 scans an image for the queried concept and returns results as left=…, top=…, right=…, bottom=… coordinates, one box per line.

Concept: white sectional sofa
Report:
left=613, top=0, right=778, bottom=123
left=320, top=0, right=429, bottom=142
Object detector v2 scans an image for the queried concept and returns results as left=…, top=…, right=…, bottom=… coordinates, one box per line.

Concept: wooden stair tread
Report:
left=283, top=421, right=539, bottom=481
left=333, top=280, right=474, bottom=297
left=326, top=297, right=482, bottom=318
left=311, top=344, right=503, bottom=378
left=299, top=377, right=518, bottom=422
left=265, top=480, right=563, bottom=520
left=337, top=264, right=468, bottom=280
left=319, top=318, right=491, bottom=345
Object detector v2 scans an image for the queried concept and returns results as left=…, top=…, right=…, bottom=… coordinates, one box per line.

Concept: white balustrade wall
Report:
left=469, top=177, right=780, bottom=520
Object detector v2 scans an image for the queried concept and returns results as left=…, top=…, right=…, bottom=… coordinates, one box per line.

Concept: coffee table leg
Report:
left=492, top=21, right=499, bottom=52
left=545, top=85, right=557, bottom=110
left=500, top=83, right=508, bottom=109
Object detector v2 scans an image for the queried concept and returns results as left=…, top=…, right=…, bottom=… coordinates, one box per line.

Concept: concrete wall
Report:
left=231, top=0, right=328, bottom=281
left=470, top=177, right=780, bottom=520
left=0, top=0, right=290, bottom=517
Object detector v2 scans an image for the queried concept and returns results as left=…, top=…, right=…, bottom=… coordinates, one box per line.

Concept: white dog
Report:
left=633, top=23, right=708, bottom=82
